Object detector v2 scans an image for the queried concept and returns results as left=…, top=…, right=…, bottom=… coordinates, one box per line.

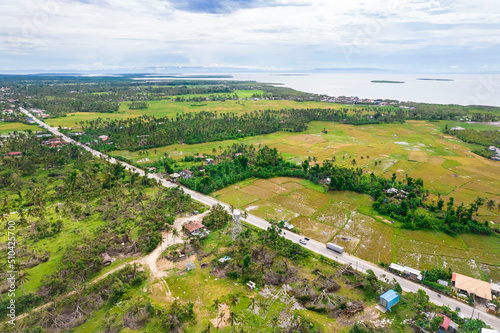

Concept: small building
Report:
left=491, top=282, right=500, bottom=296
left=388, top=263, right=422, bottom=281
left=170, top=173, right=181, bottom=182
left=452, top=272, right=492, bottom=301
left=489, top=146, right=496, bottom=151
left=247, top=281, right=256, bottom=290
left=98, top=135, right=109, bottom=141
left=379, top=289, right=399, bottom=311
left=180, top=169, right=193, bottom=179
left=100, top=253, right=112, bottom=266
left=206, top=158, right=214, bottom=164
left=385, top=188, right=398, bottom=194
left=3, top=151, right=22, bottom=157
left=148, top=167, right=156, bottom=173
left=436, top=314, right=458, bottom=333
left=184, top=220, right=207, bottom=237
left=437, top=279, right=449, bottom=287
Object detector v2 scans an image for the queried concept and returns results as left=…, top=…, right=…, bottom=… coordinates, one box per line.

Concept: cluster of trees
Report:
left=78, top=107, right=407, bottom=152
left=445, top=126, right=500, bottom=147
left=78, top=105, right=500, bottom=153
left=0, top=133, right=202, bottom=307
left=128, top=101, right=149, bottom=109
left=177, top=143, right=494, bottom=235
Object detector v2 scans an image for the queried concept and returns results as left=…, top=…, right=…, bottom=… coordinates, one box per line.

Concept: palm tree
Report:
left=486, top=199, right=496, bottom=222
left=172, top=229, right=179, bottom=244
left=270, top=314, right=280, bottom=333
left=258, top=300, right=267, bottom=330
left=18, top=270, right=30, bottom=295
left=218, top=309, right=226, bottom=331
left=213, top=299, right=220, bottom=328
left=228, top=293, right=238, bottom=307
left=202, top=323, right=212, bottom=333
left=228, top=310, right=239, bottom=332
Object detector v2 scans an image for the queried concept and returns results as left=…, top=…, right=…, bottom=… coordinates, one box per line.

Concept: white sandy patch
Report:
left=394, top=142, right=409, bottom=145
left=245, top=206, right=258, bottom=211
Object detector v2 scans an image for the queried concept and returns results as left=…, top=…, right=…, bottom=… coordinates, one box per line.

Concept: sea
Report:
left=228, top=73, right=500, bottom=107
left=137, top=73, right=500, bottom=107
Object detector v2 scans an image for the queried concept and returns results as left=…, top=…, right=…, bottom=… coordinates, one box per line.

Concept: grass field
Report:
left=212, top=177, right=500, bottom=280
left=0, top=121, right=39, bottom=134
left=112, top=120, right=500, bottom=225
left=44, top=92, right=342, bottom=128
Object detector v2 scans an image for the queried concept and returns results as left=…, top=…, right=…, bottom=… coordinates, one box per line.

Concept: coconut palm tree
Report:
left=18, top=270, right=30, bottom=295
left=486, top=199, right=496, bottom=222
left=228, top=310, right=239, bottom=332
left=172, top=229, right=179, bottom=244
left=213, top=299, right=220, bottom=328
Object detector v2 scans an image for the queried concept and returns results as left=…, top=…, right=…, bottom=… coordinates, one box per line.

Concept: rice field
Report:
left=212, top=177, right=500, bottom=280
left=114, top=120, right=500, bottom=227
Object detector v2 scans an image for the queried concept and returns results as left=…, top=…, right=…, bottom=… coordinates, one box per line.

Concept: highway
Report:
left=21, top=108, right=500, bottom=329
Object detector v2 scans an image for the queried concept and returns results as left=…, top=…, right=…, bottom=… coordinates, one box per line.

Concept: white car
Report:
left=299, top=239, right=307, bottom=245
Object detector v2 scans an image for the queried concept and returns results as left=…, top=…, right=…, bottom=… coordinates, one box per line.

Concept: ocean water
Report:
left=228, top=73, right=500, bottom=107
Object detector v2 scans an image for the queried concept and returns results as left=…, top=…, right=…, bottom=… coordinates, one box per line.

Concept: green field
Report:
left=0, top=121, right=39, bottom=134
left=44, top=92, right=342, bottom=128
left=112, top=120, right=500, bottom=225
left=212, top=177, right=500, bottom=280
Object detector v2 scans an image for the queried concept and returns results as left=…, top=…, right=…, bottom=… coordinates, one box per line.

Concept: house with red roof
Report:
left=436, top=314, right=458, bottom=333
left=3, top=151, right=22, bottom=157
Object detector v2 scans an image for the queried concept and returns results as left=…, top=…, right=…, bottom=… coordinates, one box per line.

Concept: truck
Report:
left=326, top=242, right=344, bottom=254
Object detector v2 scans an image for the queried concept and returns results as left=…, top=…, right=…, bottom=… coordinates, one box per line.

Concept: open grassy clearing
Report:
left=212, top=177, right=500, bottom=280
left=0, top=121, right=39, bottom=134
left=44, top=96, right=342, bottom=128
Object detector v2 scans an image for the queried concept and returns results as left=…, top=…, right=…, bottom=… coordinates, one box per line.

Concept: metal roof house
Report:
left=388, top=263, right=422, bottom=281
left=436, top=314, right=458, bottom=333
left=379, top=289, right=399, bottom=311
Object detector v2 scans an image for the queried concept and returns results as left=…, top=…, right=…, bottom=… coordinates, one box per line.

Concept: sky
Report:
left=1, top=0, right=499, bottom=73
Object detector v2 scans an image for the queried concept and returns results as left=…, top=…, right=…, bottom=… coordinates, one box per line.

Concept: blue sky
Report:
left=1, top=0, right=499, bottom=73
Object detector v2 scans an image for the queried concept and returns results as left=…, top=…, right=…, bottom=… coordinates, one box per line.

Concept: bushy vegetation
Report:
left=175, top=143, right=494, bottom=235
left=0, top=133, right=202, bottom=312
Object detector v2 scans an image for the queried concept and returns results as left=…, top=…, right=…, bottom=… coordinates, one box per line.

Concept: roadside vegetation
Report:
left=0, top=133, right=203, bottom=318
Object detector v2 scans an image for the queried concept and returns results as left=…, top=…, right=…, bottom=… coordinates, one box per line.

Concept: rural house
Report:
left=379, top=289, right=399, bottom=311
left=435, top=314, right=458, bottom=333
left=180, top=169, right=193, bottom=179
left=451, top=272, right=492, bottom=302
left=184, top=220, right=208, bottom=237
left=100, top=253, right=112, bottom=266
left=3, top=151, right=22, bottom=157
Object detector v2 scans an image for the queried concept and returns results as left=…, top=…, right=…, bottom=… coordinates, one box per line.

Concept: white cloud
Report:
left=0, top=0, right=499, bottom=70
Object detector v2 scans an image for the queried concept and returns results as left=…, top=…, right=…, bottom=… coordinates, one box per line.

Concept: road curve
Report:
left=20, top=108, right=500, bottom=329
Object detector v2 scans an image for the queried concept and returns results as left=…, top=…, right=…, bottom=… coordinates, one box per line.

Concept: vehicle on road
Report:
left=299, top=239, right=307, bottom=245
left=304, top=237, right=310, bottom=241
left=326, top=242, right=344, bottom=254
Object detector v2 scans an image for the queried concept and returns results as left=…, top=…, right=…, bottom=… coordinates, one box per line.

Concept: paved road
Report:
left=21, top=108, right=500, bottom=329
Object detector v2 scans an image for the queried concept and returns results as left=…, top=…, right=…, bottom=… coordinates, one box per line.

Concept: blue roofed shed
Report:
left=379, top=289, right=399, bottom=311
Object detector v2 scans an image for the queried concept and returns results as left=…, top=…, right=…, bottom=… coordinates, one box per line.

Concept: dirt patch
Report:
left=210, top=303, right=230, bottom=328
left=157, top=258, right=174, bottom=271
left=336, top=306, right=380, bottom=326
left=210, top=266, right=227, bottom=278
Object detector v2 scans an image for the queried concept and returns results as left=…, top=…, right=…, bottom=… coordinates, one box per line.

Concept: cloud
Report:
left=0, top=0, right=499, bottom=71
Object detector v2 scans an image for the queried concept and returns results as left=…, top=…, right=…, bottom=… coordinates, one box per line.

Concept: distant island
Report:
left=371, top=80, right=405, bottom=84
left=417, top=78, right=454, bottom=81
